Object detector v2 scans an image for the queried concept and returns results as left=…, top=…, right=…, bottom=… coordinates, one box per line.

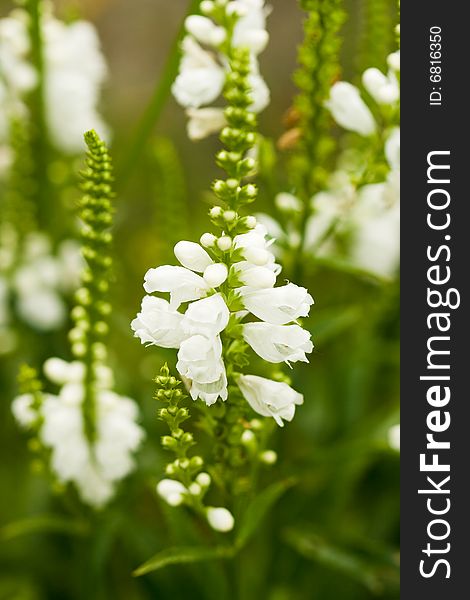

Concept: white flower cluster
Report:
left=12, top=358, right=145, bottom=508
left=325, top=50, right=400, bottom=137
left=0, top=229, right=83, bottom=352
left=257, top=50, right=400, bottom=279
left=172, top=0, right=270, bottom=140
left=132, top=219, right=313, bottom=426
left=0, top=13, right=37, bottom=172
left=0, top=8, right=108, bottom=156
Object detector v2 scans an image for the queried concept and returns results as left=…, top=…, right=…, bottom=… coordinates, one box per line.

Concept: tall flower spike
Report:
left=133, top=5, right=313, bottom=509
left=11, top=131, right=144, bottom=508
left=73, top=130, right=114, bottom=442
left=172, top=0, right=270, bottom=140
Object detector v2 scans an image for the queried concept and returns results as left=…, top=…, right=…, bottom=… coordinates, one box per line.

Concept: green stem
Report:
left=26, top=0, right=50, bottom=227
left=117, top=0, right=201, bottom=188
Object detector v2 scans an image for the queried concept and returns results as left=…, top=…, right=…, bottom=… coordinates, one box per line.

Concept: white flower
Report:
left=16, top=288, right=66, bottom=331
left=177, top=335, right=227, bottom=405
left=157, top=479, right=188, bottom=506
left=42, top=17, right=109, bottom=153
left=174, top=240, right=213, bottom=272
left=231, top=0, right=270, bottom=55
left=131, top=296, right=186, bottom=348
left=348, top=183, right=400, bottom=278
left=181, top=293, right=230, bottom=338
left=36, top=371, right=144, bottom=508
left=326, top=82, right=376, bottom=136
left=203, top=263, right=228, bottom=287
left=239, top=283, right=314, bottom=325
left=362, top=67, right=399, bottom=105
left=144, top=265, right=210, bottom=308
left=243, top=322, right=313, bottom=364
left=186, top=107, right=226, bottom=140
left=206, top=506, right=235, bottom=532
left=275, top=192, right=303, bottom=213
left=185, top=15, right=226, bottom=46
left=237, top=374, right=303, bottom=426
left=172, top=37, right=225, bottom=108
left=12, top=394, right=37, bottom=428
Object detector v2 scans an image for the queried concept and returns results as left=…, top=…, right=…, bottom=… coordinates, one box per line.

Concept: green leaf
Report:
left=283, top=528, right=399, bottom=594
left=1, top=515, right=89, bottom=541
left=133, top=545, right=234, bottom=577
left=235, top=478, right=296, bottom=550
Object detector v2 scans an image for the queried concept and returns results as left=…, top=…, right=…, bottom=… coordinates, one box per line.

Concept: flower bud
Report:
left=387, top=50, right=400, bottom=71
left=174, top=241, right=213, bottom=272
left=210, top=205, right=223, bottom=218
left=245, top=216, right=257, bottom=229
left=260, top=450, right=277, bottom=465
left=200, top=0, right=214, bottom=14
left=217, top=236, right=232, bottom=251
left=206, top=507, right=235, bottom=532
left=223, top=210, right=237, bottom=222
left=157, top=479, right=186, bottom=506
left=188, top=482, right=202, bottom=496
left=203, top=263, right=228, bottom=287
left=196, top=472, right=211, bottom=487
left=190, top=456, right=204, bottom=469
left=241, top=430, right=256, bottom=445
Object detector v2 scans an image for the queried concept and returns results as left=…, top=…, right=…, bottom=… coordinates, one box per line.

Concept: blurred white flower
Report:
left=243, top=322, right=313, bottom=364
left=187, top=107, right=226, bottom=140
left=237, top=374, right=304, bottom=426
left=2, top=232, right=83, bottom=333
left=184, top=15, right=226, bottom=47
left=326, top=82, right=376, bottom=136
left=173, top=1, right=270, bottom=139
left=231, top=0, right=270, bottom=55
left=11, top=394, right=37, bottom=428
left=362, top=67, right=399, bottom=105
left=13, top=359, right=145, bottom=508
left=0, top=10, right=109, bottom=156
left=42, top=18, right=109, bottom=153
left=348, top=183, right=400, bottom=278
left=172, top=37, right=225, bottom=109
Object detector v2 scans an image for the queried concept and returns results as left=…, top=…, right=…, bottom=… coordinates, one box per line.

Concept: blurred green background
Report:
left=0, top=1, right=399, bottom=598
